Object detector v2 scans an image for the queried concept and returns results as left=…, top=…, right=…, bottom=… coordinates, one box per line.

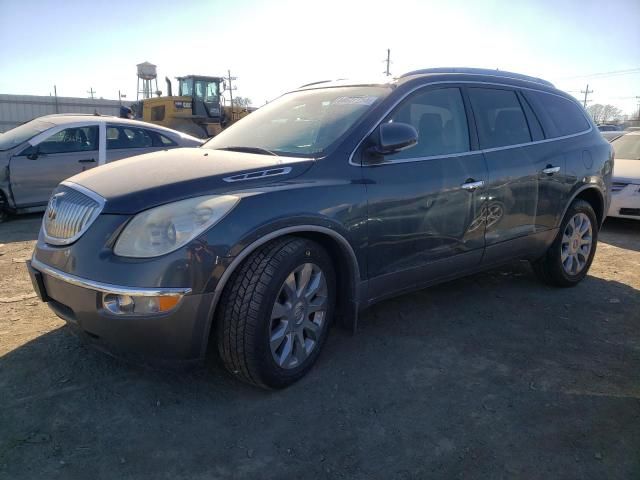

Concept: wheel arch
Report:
left=199, top=225, right=363, bottom=359
left=569, top=186, right=605, bottom=227
left=559, top=185, right=605, bottom=229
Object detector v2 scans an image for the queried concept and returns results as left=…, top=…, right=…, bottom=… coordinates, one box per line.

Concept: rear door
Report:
left=466, top=86, right=548, bottom=262
left=520, top=90, right=591, bottom=228
left=9, top=125, right=99, bottom=207
left=361, top=85, right=489, bottom=301
left=105, top=125, right=175, bottom=162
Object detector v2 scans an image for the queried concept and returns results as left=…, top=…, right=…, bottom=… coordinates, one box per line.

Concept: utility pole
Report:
left=227, top=69, right=237, bottom=121
left=383, top=49, right=391, bottom=77
left=53, top=85, right=59, bottom=113
left=118, top=90, right=126, bottom=106
left=87, top=87, right=96, bottom=99
left=580, top=84, right=593, bottom=108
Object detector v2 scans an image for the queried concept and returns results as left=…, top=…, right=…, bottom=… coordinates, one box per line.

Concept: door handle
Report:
left=542, top=165, right=560, bottom=175
left=78, top=158, right=96, bottom=163
left=461, top=180, right=485, bottom=191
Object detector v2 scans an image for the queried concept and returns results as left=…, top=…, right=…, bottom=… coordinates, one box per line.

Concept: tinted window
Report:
left=150, top=131, right=177, bottom=147
left=524, top=91, right=590, bottom=138
left=468, top=88, right=531, bottom=149
left=106, top=126, right=153, bottom=149
left=385, top=87, right=469, bottom=160
left=33, top=126, right=98, bottom=154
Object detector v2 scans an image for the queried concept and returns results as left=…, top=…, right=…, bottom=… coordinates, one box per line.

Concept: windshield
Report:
left=203, top=86, right=390, bottom=157
left=612, top=134, right=640, bottom=160
left=0, top=119, right=54, bottom=151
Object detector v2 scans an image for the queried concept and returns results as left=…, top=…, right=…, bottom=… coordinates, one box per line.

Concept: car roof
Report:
left=34, top=114, right=201, bottom=140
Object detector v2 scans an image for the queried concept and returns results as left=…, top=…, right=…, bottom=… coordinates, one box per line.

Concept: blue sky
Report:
left=1, top=0, right=639, bottom=115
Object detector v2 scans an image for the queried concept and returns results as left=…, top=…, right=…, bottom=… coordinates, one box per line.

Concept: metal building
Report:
left=0, top=94, right=133, bottom=132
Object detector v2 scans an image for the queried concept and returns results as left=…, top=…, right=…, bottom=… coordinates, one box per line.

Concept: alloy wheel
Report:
left=561, top=212, right=593, bottom=275
left=269, top=263, right=328, bottom=369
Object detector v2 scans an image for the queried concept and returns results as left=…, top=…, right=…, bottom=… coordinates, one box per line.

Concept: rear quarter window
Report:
left=523, top=91, right=590, bottom=138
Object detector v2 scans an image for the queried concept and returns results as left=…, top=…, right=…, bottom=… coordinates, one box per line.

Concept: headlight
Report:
left=114, top=195, right=239, bottom=258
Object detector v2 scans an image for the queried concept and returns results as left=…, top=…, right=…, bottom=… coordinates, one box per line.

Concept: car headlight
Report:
left=114, top=195, right=239, bottom=258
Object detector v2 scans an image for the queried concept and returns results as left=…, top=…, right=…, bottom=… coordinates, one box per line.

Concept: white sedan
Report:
left=608, top=132, right=640, bottom=220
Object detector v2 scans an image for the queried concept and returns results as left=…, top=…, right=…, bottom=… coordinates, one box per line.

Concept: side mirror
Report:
left=367, top=122, right=418, bottom=157
left=25, top=145, right=40, bottom=160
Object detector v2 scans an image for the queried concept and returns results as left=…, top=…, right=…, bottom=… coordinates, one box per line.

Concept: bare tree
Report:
left=601, top=104, right=622, bottom=123
left=587, top=104, right=604, bottom=124
left=232, top=97, right=252, bottom=109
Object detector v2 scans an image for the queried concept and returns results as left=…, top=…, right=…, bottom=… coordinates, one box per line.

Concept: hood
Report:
left=612, top=158, right=640, bottom=184
left=68, top=148, right=313, bottom=214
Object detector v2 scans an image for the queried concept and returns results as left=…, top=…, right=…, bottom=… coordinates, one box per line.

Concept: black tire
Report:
left=0, top=192, right=9, bottom=223
left=532, top=199, right=598, bottom=287
left=216, top=237, right=336, bottom=389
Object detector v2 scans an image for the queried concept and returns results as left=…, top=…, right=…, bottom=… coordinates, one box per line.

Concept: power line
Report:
left=555, top=68, right=640, bottom=81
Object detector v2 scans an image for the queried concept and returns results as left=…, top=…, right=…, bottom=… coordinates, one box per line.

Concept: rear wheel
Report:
left=532, top=199, right=598, bottom=287
left=216, top=237, right=335, bottom=389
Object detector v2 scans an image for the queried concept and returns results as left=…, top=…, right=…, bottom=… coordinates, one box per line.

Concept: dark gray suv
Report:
left=28, top=68, right=613, bottom=389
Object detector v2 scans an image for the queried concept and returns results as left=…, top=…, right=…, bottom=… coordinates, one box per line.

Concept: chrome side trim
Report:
left=348, top=80, right=593, bottom=167
left=223, top=167, right=292, bottom=183
left=31, top=257, right=192, bottom=297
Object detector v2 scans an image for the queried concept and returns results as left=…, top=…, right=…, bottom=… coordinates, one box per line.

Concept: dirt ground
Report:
left=0, top=214, right=638, bottom=480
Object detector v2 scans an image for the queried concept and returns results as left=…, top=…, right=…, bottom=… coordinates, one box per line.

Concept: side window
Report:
left=523, top=91, right=590, bottom=138
left=106, top=126, right=153, bottom=149
left=36, top=126, right=98, bottom=154
left=147, top=130, right=177, bottom=147
left=385, top=87, right=470, bottom=160
left=468, top=88, right=531, bottom=149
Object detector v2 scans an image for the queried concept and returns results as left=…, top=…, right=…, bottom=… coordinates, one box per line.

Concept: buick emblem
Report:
left=47, top=196, right=59, bottom=220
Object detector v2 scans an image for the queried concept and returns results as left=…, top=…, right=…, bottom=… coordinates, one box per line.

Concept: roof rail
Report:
left=400, top=67, right=554, bottom=87
left=298, top=80, right=333, bottom=88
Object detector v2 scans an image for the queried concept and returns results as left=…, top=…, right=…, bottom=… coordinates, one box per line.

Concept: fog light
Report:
left=102, top=293, right=182, bottom=315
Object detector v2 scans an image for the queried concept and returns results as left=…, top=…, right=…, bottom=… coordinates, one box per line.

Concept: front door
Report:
left=360, top=86, right=488, bottom=301
left=9, top=125, right=99, bottom=207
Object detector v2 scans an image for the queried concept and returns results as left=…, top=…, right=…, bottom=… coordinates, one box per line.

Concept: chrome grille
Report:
left=611, top=182, right=628, bottom=193
left=43, top=183, right=104, bottom=245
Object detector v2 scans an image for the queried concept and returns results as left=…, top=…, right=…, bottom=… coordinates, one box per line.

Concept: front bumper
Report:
left=27, top=258, right=214, bottom=364
left=608, top=183, right=640, bottom=220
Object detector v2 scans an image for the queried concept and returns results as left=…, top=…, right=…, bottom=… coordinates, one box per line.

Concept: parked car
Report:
left=0, top=114, right=202, bottom=221
left=597, top=124, right=622, bottom=132
left=608, top=132, right=640, bottom=220
left=601, top=131, right=626, bottom=142
left=27, top=68, right=612, bottom=389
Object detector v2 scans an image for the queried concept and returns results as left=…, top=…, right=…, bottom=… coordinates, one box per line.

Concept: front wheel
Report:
left=0, top=192, right=9, bottom=223
left=216, top=237, right=335, bottom=389
left=532, top=199, right=598, bottom=287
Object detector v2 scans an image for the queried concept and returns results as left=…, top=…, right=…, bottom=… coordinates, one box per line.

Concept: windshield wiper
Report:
left=215, top=146, right=279, bottom=157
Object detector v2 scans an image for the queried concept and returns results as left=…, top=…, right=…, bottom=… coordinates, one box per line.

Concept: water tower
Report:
left=136, top=62, right=160, bottom=100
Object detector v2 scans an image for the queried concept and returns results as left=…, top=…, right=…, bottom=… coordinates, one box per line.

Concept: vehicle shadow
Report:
left=1, top=262, right=639, bottom=479
left=0, top=214, right=42, bottom=244
left=600, top=217, right=640, bottom=252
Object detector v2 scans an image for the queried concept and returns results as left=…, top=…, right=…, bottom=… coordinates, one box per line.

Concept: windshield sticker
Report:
left=331, top=96, right=378, bottom=106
